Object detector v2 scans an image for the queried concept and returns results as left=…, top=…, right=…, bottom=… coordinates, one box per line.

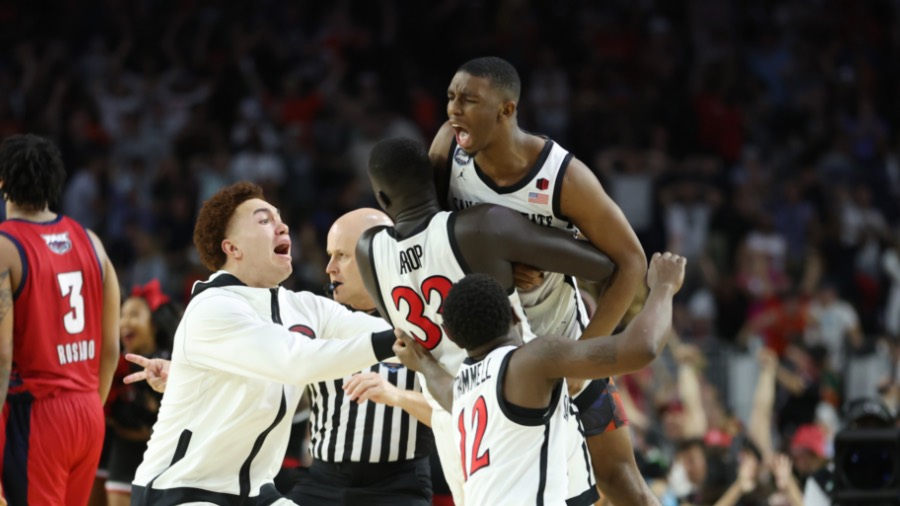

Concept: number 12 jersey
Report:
left=453, top=345, right=571, bottom=505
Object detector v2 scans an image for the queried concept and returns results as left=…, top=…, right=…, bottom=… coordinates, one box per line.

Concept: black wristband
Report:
left=371, top=329, right=395, bottom=361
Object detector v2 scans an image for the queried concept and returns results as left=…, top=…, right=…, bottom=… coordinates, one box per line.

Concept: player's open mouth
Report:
left=274, top=244, right=290, bottom=256
left=452, top=124, right=472, bottom=149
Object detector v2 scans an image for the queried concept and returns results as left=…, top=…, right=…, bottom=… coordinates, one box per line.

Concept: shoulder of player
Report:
left=0, top=233, right=19, bottom=270
left=429, top=121, right=456, bottom=167
left=557, top=155, right=598, bottom=191
left=355, top=225, right=388, bottom=265
left=83, top=227, right=112, bottom=263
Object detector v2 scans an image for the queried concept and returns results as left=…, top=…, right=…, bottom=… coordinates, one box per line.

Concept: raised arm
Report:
left=560, top=158, right=647, bottom=338
left=748, top=348, right=778, bottom=464
left=458, top=205, right=616, bottom=290
left=508, top=253, right=683, bottom=387
left=429, top=121, right=456, bottom=210
left=88, top=230, right=120, bottom=403
left=673, top=344, right=709, bottom=439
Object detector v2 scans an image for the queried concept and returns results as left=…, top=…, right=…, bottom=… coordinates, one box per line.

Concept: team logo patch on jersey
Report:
left=289, top=324, right=316, bottom=339
left=528, top=192, right=549, bottom=205
left=536, top=178, right=549, bottom=190
left=453, top=147, right=470, bottom=165
left=41, top=232, right=72, bottom=255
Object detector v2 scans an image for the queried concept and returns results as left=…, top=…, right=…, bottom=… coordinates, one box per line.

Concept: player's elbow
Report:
left=621, top=249, right=648, bottom=278
left=625, top=328, right=668, bottom=370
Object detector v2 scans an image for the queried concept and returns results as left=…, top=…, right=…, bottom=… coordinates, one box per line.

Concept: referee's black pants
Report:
left=287, top=456, right=432, bottom=506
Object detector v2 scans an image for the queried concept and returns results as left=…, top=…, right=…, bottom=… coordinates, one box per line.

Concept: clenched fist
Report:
left=646, top=252, right=686, bottom=293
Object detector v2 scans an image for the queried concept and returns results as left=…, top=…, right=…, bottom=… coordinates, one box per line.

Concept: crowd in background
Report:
left=2, top=0, right=900, bottom=503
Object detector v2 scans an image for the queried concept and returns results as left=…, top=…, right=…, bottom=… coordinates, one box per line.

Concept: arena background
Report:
left=2, top=0, right=899, bottom=504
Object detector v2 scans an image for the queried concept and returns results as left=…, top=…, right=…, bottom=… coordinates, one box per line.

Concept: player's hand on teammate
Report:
left=392, top=329, right=435, bottom=372
left=646, top=252, right=686, bottom=293
left=343, top=372, right=401, bottom=407
left=513, top=263, right=545, bottom=292
left=123, top=354, right=170, bottom=393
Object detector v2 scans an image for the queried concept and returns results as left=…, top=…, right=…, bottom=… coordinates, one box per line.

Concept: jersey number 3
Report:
left=57, top=271, right=85, bottom=334
left=458, top=395, right=491, bottom=480
left=391, top=275, right=452, bottom=350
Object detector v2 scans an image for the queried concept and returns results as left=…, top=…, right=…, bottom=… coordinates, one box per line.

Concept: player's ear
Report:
left=499, top=99, right=516, bottom=119
left=221, top=239, right=240, bottom=260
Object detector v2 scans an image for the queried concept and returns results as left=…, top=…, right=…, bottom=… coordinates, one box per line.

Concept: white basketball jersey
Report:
left=447, top=138, right=589, bottom=339
left=453, top=346, right=571, bottom=505
left=369, top=211, right=532, bottom=378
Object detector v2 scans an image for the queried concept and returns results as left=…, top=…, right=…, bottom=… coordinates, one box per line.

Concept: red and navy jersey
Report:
left=0, top=215, right=105, bottom=399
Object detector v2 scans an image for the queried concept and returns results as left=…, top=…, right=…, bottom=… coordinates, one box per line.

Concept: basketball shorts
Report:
left=573, top=377, right=629, bottom=437
left=1, top=391, right=105, bottom=506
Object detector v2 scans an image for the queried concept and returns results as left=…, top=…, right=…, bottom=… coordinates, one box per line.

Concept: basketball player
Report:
left=356, top=138, right=616, bottom=504
left=393, top=252, right=683, bottom=505
left=124, top=208, right=438, bottom=505
left=0, top=134, right=121, bottom=506
left=431, top=56, right=652, bottom=503
left=131, top=183, right=397, bottom=504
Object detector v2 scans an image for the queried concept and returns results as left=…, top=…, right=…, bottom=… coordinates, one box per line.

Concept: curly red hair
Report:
left=193, top=182, right=264, bottom=272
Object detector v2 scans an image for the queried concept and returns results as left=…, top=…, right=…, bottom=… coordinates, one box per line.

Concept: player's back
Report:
left=453, top=345, right=570, bottom=505
left=0, top=215, right=104, bottom=398
left=369, top=211, right=531, bottom=376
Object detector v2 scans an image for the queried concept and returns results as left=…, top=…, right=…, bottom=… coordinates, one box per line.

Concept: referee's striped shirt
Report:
left=307, top=362, right=433, bottom=463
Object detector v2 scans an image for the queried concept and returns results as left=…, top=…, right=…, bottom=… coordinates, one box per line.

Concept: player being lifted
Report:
left=430, top=56, right=652, bottom=504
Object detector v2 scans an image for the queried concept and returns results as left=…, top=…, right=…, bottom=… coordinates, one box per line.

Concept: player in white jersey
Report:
left=356, top=138, right=617, bottom=505
left=394, top=253, right=685, bottom=506
left=430, top=56, right=652, bottom=504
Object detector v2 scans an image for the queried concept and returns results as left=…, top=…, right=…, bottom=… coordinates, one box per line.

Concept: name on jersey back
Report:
left=399, top=245, right=424, bottom=274
left=57, top=340, right=95, bottom=365
left=454, top=358, right=494, bottom=398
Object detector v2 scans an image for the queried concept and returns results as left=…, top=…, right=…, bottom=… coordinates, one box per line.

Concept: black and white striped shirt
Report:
left=307, top=362, right=433, bottom=462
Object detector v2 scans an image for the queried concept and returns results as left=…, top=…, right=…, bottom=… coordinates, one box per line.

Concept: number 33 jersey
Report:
left=453, top=345, right=571, bottom=505
left=369, top=211, right=532, bottom=377
left=0, top=215, right=104, bottom=399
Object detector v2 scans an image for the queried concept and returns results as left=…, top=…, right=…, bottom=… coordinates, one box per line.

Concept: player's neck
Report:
left=474, top=129, right=537, bottom=181
left=5, top=203, right=56, bottom=222
left=467, top=331, right=520, bottom=361
left=391, top=199, right=443, bottom=235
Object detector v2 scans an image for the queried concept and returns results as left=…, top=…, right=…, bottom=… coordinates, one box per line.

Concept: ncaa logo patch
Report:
left=453, top=147, right=470, bottom=165
left=41, top=232, right=72, bottom=255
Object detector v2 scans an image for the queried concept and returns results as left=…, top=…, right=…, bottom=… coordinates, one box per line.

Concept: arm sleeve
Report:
left=181, top=294, right=384, bottom=385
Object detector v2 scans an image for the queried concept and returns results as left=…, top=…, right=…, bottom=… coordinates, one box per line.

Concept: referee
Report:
left=287, top=208, right=434, bottom=506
